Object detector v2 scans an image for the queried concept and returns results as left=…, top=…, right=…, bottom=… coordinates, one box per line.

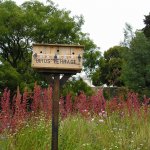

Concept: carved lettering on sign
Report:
left=35, top=58, right=76, bottom=64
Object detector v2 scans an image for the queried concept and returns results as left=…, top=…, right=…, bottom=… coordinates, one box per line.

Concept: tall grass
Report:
left=0, top=113, right=150, bottom=150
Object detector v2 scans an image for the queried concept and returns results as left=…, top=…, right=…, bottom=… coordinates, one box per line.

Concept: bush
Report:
left=103, top=87, right=128, bottom=100
left=62, top=77, right=94, bottom=98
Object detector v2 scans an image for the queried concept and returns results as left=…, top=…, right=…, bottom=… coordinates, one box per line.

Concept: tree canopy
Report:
left=62, top=77, right=93, bottom=97
left=121, top=31, right=150, bottom=96
left=143, top=13, right=150, bottom=39
left=91, top=46, right=126, bottom=86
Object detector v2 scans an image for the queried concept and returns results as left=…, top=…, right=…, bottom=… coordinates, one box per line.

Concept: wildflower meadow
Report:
left=0, top=84, right=150, bottom=150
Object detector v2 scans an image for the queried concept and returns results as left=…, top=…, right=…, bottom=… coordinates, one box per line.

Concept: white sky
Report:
left=15, top=0, right=150, bottom=53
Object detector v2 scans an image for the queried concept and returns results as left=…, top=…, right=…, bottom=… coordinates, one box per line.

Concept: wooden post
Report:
left=51, top=74, right=60, bottom=150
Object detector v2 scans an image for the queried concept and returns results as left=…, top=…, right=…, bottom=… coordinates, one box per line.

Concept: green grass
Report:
left=0, top=113, right=150, bottom=150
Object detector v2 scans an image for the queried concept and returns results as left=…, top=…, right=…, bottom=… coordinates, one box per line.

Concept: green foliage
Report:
left=0, top=60, right=21, bottom=93
left=62, top=77, right=94, bottom=97
left=0, top=0, right=29, bottom=68
left=90, top=68, right=103, bottom=86
left=121, top=23, right=134, bottom=47
left=0, top=58, right=37, bottom=94
left=121, top=31, right=150, bottom=96
left=92, top=46, right=126, bottom=86
left=103, top=87, right=128, bottom=100
left=83, top=47, right=102, bottom=75
left=143, top=13, right=150, bottom=39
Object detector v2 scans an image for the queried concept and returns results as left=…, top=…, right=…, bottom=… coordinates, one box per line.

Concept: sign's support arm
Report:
left=60, top=74, right=72, bottom=87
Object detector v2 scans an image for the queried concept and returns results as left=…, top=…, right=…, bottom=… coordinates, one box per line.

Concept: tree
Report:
left=120, top=23, right=134, bottom=47
left=91, top=57, right=107, bottom=86
left=0, top=59, right=21, bottom=94
left=143, top=13, right=150, bottom=39
left=0, top=0, right=98, bottom=91
left=91, top=46, right=126, bottom=86
left=121, top=31, right=150, bottom=96
left=62, top=77, right=93, bottom=97
left=83, top=47, right=101, bottom=75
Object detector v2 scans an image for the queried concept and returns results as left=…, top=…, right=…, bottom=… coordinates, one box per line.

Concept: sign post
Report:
left=52, top=74, right=60, bottom=150
left=31, top=44, right=84, bottom=150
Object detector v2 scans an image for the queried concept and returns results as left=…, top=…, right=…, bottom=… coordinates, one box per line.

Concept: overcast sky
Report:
left=15, top=0, right=150, bottom=53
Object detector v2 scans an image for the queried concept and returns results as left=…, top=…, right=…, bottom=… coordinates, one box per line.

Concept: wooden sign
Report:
left=31, top=44, right=84, bottom=73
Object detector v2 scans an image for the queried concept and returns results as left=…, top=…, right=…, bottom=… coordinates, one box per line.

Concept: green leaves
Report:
left=83, top=48, right=101, bottom=75
left=92, top=46, right=125, bottom=86
left=0, top=61, right=21, bottom=92
left=62, top=77, right=93, bottom=97
left=143, top=13, right=150, bottom=39
left=121, top=32, right=150, bottom=96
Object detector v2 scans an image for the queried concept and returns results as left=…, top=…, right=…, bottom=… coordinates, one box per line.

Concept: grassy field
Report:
left=0, top=112, right=150, bottom=150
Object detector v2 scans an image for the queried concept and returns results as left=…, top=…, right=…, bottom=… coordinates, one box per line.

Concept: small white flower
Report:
left=82, top=143, right=90, bottom=146
left=99, top=119, right=104, bottom=123
left=83, top=109, right=87, bottom=112
left=99, top=112, right=102, bottom=116
left=91, top=118, right=95, bottom=121
left=113, top=128, right=117, bottom=130
left=115, top=145, right=118, bottom=148
left=103, top=113, right=107, bottom=118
